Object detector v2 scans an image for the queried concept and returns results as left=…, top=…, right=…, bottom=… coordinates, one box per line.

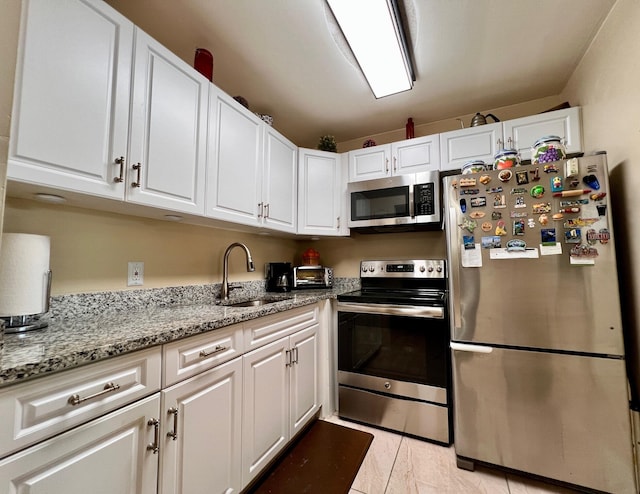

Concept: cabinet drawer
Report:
left=163, top=324, right=244, bottom=387
left=244, top=305, right=318, bottom=352
left=0, top=347, right=162, bottom=459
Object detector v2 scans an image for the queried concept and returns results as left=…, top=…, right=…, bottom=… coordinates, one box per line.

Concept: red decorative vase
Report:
left=194, top=48, right=213, bottom=82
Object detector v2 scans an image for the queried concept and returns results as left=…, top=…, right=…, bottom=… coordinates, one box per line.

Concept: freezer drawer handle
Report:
left=450, top=342, right=493, bottom=353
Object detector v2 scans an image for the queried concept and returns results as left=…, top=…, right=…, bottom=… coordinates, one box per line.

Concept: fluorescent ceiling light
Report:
left=327, top=0, right=414, bottom=98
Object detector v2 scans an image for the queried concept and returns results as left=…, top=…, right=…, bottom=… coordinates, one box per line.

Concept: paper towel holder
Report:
left=2, top=270, right=52, bottom=334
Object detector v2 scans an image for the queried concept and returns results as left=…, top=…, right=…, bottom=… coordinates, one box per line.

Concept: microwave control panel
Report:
left=415, top=183, right=435, bottom=215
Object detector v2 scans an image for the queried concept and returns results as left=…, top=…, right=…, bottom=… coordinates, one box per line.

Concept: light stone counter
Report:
left=0, top=279, right=359, bottom=387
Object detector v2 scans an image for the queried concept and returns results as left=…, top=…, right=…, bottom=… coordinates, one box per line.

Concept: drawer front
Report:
left=163, top=323, right=244, bottom=387
left=244, top=305, right=318, bottom=352
left=0, top=347, right=162, bottom=459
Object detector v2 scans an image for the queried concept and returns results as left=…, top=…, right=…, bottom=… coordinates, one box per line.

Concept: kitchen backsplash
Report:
left=47, top=278, right=360, bottom=320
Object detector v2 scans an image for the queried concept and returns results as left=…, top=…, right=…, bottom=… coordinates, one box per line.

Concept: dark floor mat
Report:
left=247, top=420, right=374, bottom=494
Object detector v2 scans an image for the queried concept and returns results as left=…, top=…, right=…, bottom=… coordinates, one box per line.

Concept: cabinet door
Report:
left=503, top=107, right=582, bottom=161
left=0, top=394, right=160, bottom=494
left=439, top=122, right=502, bottom=171
left=263, top=127, right=297, bottom=233
left=159, top=357, right=243, bottom=494
left=8, top=0, right=133, bottom=199
left=348, top=144, right=392, bottom=182
left=297, top=148, right=344, bottom=236
left=290, top=324, right=319, bottom=436
left=127, top=29, right=208, bottom=214
left=206, top=89, right=263, bottom=226
left=242, top=338, right=290, bottom=486
left=392, top=135, right=440, bottom=175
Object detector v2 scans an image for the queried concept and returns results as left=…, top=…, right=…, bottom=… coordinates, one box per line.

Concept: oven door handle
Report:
left=450, top=342, right=493, bottom=353
left=337, top=301, right=444, bottom=319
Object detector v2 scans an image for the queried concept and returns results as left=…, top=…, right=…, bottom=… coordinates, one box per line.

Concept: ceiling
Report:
left=105, top=0, right=616, bottom=149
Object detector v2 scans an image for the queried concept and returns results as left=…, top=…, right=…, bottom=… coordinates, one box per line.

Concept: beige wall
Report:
left=560, top=0, right=640, bottom=398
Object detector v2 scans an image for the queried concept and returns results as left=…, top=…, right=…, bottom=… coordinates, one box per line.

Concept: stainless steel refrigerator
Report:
left=443, top=153, right=637, bottom=494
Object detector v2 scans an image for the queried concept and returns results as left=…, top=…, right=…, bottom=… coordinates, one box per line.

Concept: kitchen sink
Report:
left=228, top=299, right=271, bottom=307
left=225, top=296, right=292, bottom=308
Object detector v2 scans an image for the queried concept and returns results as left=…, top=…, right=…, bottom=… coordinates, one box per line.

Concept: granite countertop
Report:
left=0, top=281, right=358, bottom=388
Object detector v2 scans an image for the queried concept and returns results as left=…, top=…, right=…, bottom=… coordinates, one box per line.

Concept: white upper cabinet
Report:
left=348, top=134, right=440, bottom=182
left=126, top=29, right=208, bottom=215
left=206, top=92, right=297, bottom=232
left=206, top=88, right=263, bottom=226
left=262, top=126, right=298, bottom=233
left=8, top=0, right=208, bottom=216
left=348, top=144, right=392, bottom=182
left=8, top=0, right=133, bottom=198
left=502, top=107, right=582, bottom=161
left=297, top=148, right=347, bottom=236
left=439, top=122, right=502, bottom=172
left=392, top=135, right=440, bottom=175
left=439, top=108, right=583, bottom=171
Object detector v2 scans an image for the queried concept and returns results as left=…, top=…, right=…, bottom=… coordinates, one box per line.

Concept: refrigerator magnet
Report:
left=493, top=195, right=506, bottom=208
left=513, top=219, right=525, bottom=235
left=514, top=196, right=526, bottom=208
left=495, top=220, right=507, bottom=236
left=463, top=235, right=475, bottom=249
left=530, top=185, right=545, bottom=199
left=470, top=197, right=486, bottom=207
left=516, top=171, right=529, bottom=185
left=541, top=228, right=556, bottom=244
left=550, top=176, right=563, bottom=193
left=529, top=167, right=541, bottom=181
left=533, top=202, right=551, bottom=214
left=481, top=236, right=501, bottom=249
left=564, top=228, right=581, bottom=243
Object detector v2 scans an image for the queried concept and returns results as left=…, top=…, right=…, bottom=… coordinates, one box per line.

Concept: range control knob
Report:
left=419, top=265, right=425, bottom=272
left=369, top=266, right=375, bottom=272
left=428, top=266, right=434, bottom=272
left=436, top=265, right=443, bottom=273
left=361, top=265, right=367, bottom=273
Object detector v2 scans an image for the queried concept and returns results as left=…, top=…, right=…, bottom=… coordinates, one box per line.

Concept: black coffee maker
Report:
left=265, top=262, right=292, bottom=292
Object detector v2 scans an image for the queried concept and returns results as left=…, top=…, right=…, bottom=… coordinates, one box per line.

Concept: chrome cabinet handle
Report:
left=393, top=157, right=397, bottom=172
left=293, top=347, right=299, bottom=364
left=199, top=345, right=228, bottom=358
left=286, top=349, right=292, bottom=367
left=114, top=156, right=125, bottom=183
left=264, top=203, right=270, bottom=218
left=507, top=137, right=513, bottom=148
left=257, top=202, right=263, bottom=218
left=131, top=163, right=142, bottom=187
left=167, top=407, right=178, bottom=441
left=385, top=158, right=389, bottom=173
left=68, top=381, right=120, bottom=406
left=147, top=418, right=160, bottom=454
left=336, top=217, right=340, bottom=229
left=497, top=138, right=503, bottom=149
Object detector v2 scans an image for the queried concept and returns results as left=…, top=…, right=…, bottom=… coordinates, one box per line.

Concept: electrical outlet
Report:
left=128, top=261, right=144, bottom=286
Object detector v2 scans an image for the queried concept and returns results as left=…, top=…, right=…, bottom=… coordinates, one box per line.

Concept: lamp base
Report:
left=2, top=314, right=48, bottom=334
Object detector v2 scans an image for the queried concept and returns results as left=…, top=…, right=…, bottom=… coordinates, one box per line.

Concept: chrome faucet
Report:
left=221, top=242, right=255, bottom=300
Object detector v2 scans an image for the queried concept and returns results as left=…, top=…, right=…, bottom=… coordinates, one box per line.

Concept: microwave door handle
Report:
left=409, top=187, right=415, bottom=218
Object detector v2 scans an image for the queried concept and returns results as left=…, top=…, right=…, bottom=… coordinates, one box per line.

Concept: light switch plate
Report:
left=128, top=261, right=144, bottom=286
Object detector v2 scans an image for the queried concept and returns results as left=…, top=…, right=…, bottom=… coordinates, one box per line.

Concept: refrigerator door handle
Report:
left=450, top=341, right=493, bottom=353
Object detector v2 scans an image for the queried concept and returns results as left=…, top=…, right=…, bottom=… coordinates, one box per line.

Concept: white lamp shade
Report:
left=0, top=234, right=51, bottom=316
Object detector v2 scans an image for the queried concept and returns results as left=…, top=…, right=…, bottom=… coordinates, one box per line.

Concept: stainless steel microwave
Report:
left=347, top=170, right=441, bottom=230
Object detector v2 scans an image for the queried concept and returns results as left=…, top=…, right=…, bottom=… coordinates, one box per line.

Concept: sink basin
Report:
left=229, top=299, right=272, bottom=307
left=225, top=296, right=292, bottom=308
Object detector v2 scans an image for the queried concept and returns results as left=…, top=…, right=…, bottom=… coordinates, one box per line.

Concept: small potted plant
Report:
left=317, top=135, right=337, bottom=152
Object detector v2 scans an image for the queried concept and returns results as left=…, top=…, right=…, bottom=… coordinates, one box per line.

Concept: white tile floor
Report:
left=322, top=415, right=582, bottom=494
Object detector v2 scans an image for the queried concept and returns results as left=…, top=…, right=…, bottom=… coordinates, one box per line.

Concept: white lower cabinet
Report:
left=0, top=304, right=322, bottom=493
left=242, top=323, right=319, bottom=486
left=0, top=393, right=161, bottom=494
left=159, top=356, right=243, bottom=494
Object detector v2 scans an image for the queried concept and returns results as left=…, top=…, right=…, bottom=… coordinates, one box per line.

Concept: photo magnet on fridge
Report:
left=463, top=235, right=475, bottom=250
left=541, top=228, right=556, bottom=245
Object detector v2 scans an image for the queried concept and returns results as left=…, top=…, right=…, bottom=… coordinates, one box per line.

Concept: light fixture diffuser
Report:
left=327, top=0, right=414, bottom=98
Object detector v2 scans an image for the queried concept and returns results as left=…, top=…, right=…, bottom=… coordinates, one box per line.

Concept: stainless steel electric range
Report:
left=336, top=259, right=451, bottom=444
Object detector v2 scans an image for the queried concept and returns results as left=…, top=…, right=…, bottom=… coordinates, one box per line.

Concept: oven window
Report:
left=338, top=312, right=449, bottom=388
left=350, top=186, right=410, bottom=221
